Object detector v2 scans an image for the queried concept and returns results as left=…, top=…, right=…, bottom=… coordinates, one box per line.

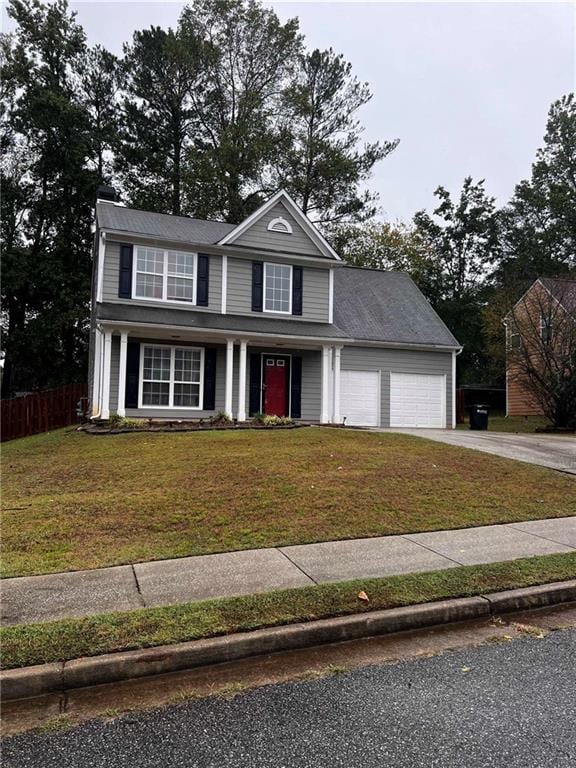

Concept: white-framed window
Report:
left=140, top=344, right=204, bottom=409
left=134, top=247, right=197, bottom=304
left=264, top=262, right=292, bottom=314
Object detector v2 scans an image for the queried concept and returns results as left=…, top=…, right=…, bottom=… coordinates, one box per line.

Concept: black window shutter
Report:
left=252, top=262, right=263, bottom=312
left=118, top=244, right=133, bottom=298
left=197, top=254, right=210, bottom=306
left=290, top=356, right=302, bottom=419
left=203, top=347, right=217, bottom=410
left=292, top=266, right=303, bottom=316
left=249, top=353, right=262, bottom=415
left=125, top=342, right=140, bottom=408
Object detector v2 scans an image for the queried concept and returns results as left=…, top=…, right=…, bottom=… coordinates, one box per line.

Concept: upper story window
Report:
left=506, top=321, right=521, bottom=351
left=264, top=262, right=292, bottom=314
left=540, top=314, right=553, bottom=345
left=267, top=216, right=293, bottom=234
left=134, top=247, right=196, bottom=304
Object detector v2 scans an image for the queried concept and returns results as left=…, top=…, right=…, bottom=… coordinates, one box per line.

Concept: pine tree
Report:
left=277, top=48, right=397, bottom=224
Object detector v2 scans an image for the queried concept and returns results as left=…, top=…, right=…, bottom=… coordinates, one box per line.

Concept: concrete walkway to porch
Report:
left=2, top=516, right=575, bottom=627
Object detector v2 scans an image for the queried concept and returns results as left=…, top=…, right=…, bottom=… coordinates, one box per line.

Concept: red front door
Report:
left=263, top=356, right=289, bottom=416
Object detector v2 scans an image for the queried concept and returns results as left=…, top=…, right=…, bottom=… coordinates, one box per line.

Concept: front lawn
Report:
left=2, top=427, right=574, bottom=577
left=457, top=414, right=550, bottom=433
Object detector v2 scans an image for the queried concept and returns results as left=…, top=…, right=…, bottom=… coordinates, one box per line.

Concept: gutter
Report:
left=2, top=580, right=574, bottom=702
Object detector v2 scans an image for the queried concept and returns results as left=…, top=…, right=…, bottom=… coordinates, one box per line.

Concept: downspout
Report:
left=452, top=348, right=463, bottom=428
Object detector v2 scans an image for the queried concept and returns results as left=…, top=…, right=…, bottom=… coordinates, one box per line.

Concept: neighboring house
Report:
left=504, top=277, right=576, bottom=417
left=89, top=188, right=461, bottom=429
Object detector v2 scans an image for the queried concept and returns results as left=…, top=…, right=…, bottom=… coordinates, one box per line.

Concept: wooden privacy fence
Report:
left=1, top=383, right=87, bottom=442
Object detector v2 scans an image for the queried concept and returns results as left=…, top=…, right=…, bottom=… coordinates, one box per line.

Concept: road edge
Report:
left=2, top=580, right=575, bottom=702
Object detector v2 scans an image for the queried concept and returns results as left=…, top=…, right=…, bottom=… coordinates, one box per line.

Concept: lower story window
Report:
left=141, top=345, right=203, bottom=408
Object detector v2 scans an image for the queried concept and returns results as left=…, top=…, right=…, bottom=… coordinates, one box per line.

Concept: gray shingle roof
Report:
left=333, top=268, right=460, bottom=348
left=96, top=203, right=235, bottom=245
left=96, top=302, right=347, bottom=339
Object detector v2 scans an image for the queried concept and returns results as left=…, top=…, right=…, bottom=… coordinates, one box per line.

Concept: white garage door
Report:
left=340, top=370, right=380, bottom=427
left=390, top=373, right=445, bottom=428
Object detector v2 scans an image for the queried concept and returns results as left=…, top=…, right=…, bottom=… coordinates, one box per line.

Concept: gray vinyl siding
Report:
left=340, top=346, right=454, bottom=428
left=102, top=240, right=222, bottom=313
left=226, top=257, right=330, bottom=323
left=233, top=201, right=325, bottom=257
left=106, top=335, right=321, bottom=421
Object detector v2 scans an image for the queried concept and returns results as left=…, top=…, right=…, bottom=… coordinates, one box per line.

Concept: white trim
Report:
left=267, top=216, right=293, bottom=234
left=225, top=339, right=234, bottom=417
left=217, top=189, right=341, bottom=261
left=451, top=350, right=456, bottom=429
left=100, top=228, right=338, bottom=267
left=91, top=327, right=102, bottom=416
left=137, top=343, right=205, bottom=410
left=320, top=345, right=331, bottom=423
left=132, top=246, right=198, bottom=306
left=96, top=231, right=106, bottom=303
left=117, top=332, right=128, bottom=417
left=98, top=319, right=462, bottom=351
left=221, top=254, right=227, bottom=314
left=263, top=262, right=293, bottom=315
left=101, top=330, right=112, bottom=419
left=328, top=268, right=334, bottom=324
left=333, top=345, right=342, bottom=423
left=238, top=340, right=247, bottom=421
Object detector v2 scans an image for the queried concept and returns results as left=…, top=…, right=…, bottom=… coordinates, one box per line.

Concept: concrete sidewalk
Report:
left=2, top=516, right=575, bottom=627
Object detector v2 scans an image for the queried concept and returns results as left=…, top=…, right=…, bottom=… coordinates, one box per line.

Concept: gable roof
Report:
left=334, top=267, right=461, bottom=348
left=96, top=203, right=235, bottom=245
left=218, top=190, right=340, bottom=261
left=539, top=277, right=576, bottom=315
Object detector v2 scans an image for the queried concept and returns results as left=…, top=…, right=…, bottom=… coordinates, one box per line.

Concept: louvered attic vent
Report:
left=267, top=216, right=293, bottom=234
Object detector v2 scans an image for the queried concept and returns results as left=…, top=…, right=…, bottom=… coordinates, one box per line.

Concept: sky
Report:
left=2, top=0, right=574, bottom=222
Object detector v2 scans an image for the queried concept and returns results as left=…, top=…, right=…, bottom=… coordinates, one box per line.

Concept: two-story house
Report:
left=504, top=276, right=576, bottom=417
left=89, top=188, right=461, bottom=428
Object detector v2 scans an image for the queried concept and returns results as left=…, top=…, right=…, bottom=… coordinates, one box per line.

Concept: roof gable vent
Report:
left=267, top=216, right=293, bottom=234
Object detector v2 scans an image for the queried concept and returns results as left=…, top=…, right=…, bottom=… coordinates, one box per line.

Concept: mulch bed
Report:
left=81, top=421, right=307, bottom=435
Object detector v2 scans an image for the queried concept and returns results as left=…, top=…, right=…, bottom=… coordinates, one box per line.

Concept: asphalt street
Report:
left=4, top=630, right=576, bottom=768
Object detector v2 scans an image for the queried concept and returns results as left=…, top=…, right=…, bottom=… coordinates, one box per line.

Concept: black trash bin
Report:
left=468, top=404, right=489, bottom=431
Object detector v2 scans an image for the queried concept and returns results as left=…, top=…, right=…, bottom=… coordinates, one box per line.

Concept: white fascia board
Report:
left=97, top=319, right=348, bottom=345
left=345, top=338, right=463, bottom=352
left=217, top=189, right=341, bottom=261
left=99, top=227, right=338, bottom=268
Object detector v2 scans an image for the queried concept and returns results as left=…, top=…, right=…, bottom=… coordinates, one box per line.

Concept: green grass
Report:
left=456, top=414, right=550, bottom=433
left=2, top=427, right=574, bottom=577
left=2, top=552, right=574, bottom=670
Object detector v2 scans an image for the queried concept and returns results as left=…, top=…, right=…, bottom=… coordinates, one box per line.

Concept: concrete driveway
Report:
left=383, top=429, right=576, bottom=475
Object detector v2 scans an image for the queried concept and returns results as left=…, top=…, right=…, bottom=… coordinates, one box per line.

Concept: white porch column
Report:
left=238, top=340, right=247, bottom=421
left=225, top=338, right=235, bottom=418
left=117, top=332, right=128, bottom=417
left=332, top=345, right=342, bottom=424
left=320, top=345, right=331, bottom=424
left=101, top=330, right=112, bottom=420
left=91, top=328, right=102, bottom=417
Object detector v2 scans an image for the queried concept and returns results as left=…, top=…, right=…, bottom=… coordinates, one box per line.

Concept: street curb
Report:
left=2, top=580, right=575, bottom=702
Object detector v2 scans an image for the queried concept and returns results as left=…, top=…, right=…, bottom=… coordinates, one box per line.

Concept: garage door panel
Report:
left=390, top=373, right=445, bottom=428
left=340, top=371, right=380, bottom=427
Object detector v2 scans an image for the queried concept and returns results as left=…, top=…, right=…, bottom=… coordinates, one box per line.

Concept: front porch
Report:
left=91, top=325, right=344, bottom=424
